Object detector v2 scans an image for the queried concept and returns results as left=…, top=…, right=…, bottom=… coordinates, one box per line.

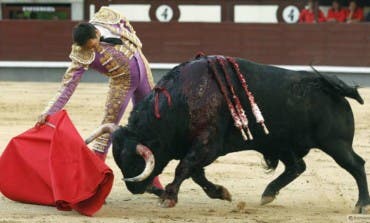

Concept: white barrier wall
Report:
left=178, top=5, right=221, bottom=22
left=234, top=5, right=278, bottom=23
left=109, top=4, right=151, bottom=22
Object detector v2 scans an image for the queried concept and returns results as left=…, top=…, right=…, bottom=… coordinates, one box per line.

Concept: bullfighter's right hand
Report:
left=36, top=113, right=48, bottom=127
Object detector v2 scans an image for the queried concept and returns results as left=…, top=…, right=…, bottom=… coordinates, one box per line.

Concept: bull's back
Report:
left=156, top=57, right=356, bottom=152
left=236, top=58, right=356, bottom=149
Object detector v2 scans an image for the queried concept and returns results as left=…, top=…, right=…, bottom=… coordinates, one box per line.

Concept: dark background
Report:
left=319, top=0, right=370, bottom=6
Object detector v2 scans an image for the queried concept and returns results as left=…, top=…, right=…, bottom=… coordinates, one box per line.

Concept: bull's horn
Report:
left=85, top=123, right=119, bottom=145
left=123, top=144, right=155, bottom=182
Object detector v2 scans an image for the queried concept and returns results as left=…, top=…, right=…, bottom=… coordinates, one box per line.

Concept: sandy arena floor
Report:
left=0, top=81, right=369, bottom=223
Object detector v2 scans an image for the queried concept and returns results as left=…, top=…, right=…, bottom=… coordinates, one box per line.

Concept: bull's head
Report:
left=111, top=126, right=156, bottom=194
left=86, top=124, right=156, bottom=194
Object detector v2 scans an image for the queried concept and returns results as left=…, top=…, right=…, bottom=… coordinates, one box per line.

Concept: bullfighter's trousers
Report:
left=92, top=52, right=153, bottom=158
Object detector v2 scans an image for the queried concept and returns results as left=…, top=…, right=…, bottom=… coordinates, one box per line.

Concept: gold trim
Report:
left=108, top=65, right=120, bottom=73
left=90, top=6, right=122, bottom=24
left=102, top=57, right=113, bottom=66
left=90, top=7, right=142, bottom=49
left=110, top=72, right=126, bottom=79
left=92, top=70, right=132, bottom=152
left=117, top=44, right=134, bottom=59
left=42, top=61, right=85, bottom=114
left=69, top=44, right=95, bottom=65
left=94, top=23, right=142, bottom=49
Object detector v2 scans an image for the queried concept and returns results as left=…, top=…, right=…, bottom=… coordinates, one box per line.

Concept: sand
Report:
left=0, top=81, right=369, bottom=223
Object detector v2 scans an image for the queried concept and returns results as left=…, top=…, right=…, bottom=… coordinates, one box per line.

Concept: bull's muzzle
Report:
left=123, top=144, right=155, bottom=182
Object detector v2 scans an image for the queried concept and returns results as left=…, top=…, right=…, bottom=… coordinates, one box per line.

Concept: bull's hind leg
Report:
left=261, top=151, right=306, bottom=205
left=320, top=140, right=370, bottom=213
left=192, top=168, right=232, bottom=201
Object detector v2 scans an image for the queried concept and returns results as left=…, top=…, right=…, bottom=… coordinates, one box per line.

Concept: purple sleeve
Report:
left=42, top=62, right=86, bottom=115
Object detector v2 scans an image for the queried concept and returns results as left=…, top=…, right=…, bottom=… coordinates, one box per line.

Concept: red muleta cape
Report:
left=0, top=110, right=114, bottom=216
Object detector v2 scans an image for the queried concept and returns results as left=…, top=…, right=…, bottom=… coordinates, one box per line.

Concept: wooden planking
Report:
left=0, top=21, right=369, bottom=66
left=0, top=21, right=73, bottom=61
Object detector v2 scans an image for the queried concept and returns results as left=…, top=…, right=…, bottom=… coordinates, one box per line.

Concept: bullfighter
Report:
left=36, top=6, right=163, bottom=195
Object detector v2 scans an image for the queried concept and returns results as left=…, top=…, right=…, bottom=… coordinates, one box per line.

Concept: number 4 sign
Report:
left=282, top=5, right=300, bottom=23
left=155, top=5, right=174, bottom=22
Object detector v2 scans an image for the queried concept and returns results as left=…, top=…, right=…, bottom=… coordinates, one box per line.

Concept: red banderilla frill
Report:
left=208, top=58, right=249, bottom=141
left=226, top=57, right=269, bottom=135
left=154, top=87, right=172, bottom=119
left=216, top=56, right=253, bottom=140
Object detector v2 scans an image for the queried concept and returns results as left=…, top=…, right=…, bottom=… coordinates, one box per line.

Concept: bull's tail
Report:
left=311, top=66, right=364, bottom=105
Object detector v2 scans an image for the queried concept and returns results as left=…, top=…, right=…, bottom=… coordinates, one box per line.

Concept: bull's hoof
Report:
left=353, top=205, right=370, bottom=214
left=221, top=186, right=232, bottom=201
left=260, top=195, right=275, bottom=205
left=159, top=199, right=177, bottom=208
left=205, top=185, right=232, bottom=201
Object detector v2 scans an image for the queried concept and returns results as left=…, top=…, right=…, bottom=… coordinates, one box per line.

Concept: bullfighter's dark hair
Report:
left=72, top=22, right=97, bottom=46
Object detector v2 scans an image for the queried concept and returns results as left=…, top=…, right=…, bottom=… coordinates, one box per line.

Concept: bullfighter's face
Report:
left=83, top=29, right=101, bottom=50
left=112, top=127, right=153, bottom=194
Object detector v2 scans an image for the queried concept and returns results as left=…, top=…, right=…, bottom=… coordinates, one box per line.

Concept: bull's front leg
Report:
left=192, top=168, right=232, bottom=201
left=159, top=150, right=198, bottom=208
left=159, top=142, right=219, bottom=208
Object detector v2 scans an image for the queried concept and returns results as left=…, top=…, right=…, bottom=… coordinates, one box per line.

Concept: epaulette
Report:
left=90, top=6, right=125, bottom=24
left=69, top=44, right=95, bottom=65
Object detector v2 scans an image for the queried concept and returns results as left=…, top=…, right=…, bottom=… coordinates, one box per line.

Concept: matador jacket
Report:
left=43, top=6, right=154, bottom=115
left=42, top=7, right=155, bottom=153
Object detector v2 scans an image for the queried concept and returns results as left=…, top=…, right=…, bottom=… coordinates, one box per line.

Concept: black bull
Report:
left=111, top=56, right=369, bottom=212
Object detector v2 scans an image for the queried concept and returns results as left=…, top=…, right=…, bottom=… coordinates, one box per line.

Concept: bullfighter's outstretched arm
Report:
left=42, top=61, right=86, bottom=115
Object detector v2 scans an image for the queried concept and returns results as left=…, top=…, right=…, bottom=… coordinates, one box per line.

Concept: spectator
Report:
left=346, top=0, right=364, bottom=23
left=14, top=10, right=26, bottom=19
left=366, top=11, right=370, bottom=22
left=299, top=0, right=326, bottom=23
left=29, top=12, right=37, bottom=19
left=326, top=0, right=348, bottom=22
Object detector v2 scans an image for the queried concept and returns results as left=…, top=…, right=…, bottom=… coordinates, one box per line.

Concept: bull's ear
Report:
left=112, top=126, right=129, bottom=163
left=112, top=126, right=127, bottom=145
left=115, top=126, right=138, bottom=139
left=112, top=127, right=137, bottom=159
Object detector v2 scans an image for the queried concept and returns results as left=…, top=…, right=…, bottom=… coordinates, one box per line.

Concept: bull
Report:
left=89, top=55, right=369, bottom=212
